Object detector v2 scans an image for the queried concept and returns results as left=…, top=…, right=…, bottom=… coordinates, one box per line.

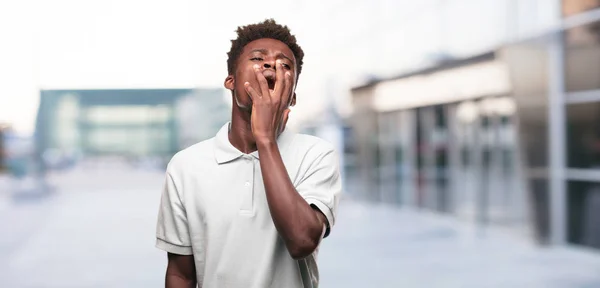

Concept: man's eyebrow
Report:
left=249, top=49, right=294, bottom=64
left=276, top=52, right=294, bottom=64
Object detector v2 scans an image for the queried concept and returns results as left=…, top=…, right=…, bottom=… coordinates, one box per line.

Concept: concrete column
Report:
left=548, top=32, right=566, bottom=245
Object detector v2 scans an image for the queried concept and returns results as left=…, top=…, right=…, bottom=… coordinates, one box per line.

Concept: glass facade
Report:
left=567, top=180, right=600, bottom=249
left=366, top=95, right=523, bottom=227
left=348, top=9, right=600, bottom=249
left=501, top=39, right=553, bottom=243
left=36, top=89, right=194, bottom=167
left=563, top=17, right=600, bottom=249
left=566, top=102, right=600, bottom=169
left=454, top=101, right=480, bottom=220
left=377, top=112, right=399, bottom=203
left=81, top=105, right=174, bottom=156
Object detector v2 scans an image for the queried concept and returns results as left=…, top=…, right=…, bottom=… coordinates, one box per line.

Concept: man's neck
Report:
left=228, top=107, right=258, bottom=154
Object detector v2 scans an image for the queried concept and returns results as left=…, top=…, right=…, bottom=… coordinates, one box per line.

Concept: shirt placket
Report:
left=240, top=155, right=255, bottom=215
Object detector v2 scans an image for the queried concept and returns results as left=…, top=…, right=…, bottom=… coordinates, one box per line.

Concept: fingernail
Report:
left=244, top=82, right=249, bottom=86
left=286, top=72, right=291, bottom=77
left=276, top=59, right=282, bottom=65
left=253, top=64, right=260, bottom=70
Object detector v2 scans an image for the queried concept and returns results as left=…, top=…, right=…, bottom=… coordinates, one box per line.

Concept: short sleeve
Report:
left=155, top=168, right=193, bottom=255
left=297, top=147, right=342, bottom=238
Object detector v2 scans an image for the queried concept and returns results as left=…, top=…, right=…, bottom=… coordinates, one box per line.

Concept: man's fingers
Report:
left=274, top=60, right=286, bottom=98
left=283, top=71, right=293, bottom=106
left=244, top=82, right=260, bottom=101
left=253, top=65, right=270, bottom=99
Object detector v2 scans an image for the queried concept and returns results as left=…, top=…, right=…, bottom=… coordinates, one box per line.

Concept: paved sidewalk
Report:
left=0, top=174, right=11, bottom=211
left=319, top=199, right=600, bottom=288
left=1, top=167, right=599, bottom=287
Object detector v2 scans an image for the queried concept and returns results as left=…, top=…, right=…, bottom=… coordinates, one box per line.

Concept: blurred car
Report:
left=4, top=131, right=35, bottom=178
left=1, top=130, right=52, bottom=198
left=0, top=126, right=5, bottom=173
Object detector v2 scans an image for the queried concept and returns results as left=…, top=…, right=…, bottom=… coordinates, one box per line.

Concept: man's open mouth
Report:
left=262, top=70, right=277, bottom=92
left=266, top=78, right=276, bottom=92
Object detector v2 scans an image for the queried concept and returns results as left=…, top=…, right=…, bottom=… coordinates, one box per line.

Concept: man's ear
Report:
left=224, top=75, right=234, bottom=91
left=290, top=92, right=297, bottom=107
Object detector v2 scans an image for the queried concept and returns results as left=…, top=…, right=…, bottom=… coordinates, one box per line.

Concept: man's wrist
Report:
left=255, top=135, right=277, bottom=148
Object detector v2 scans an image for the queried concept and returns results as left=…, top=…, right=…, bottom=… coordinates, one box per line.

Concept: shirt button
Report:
left=245, top=181, right=250, bottom=187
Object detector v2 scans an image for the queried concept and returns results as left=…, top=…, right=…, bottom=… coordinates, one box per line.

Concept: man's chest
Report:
left=182, top=156, right=304, bottom=224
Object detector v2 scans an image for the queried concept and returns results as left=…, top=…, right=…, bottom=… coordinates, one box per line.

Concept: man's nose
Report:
left=263, top=59, right=276, bottom=70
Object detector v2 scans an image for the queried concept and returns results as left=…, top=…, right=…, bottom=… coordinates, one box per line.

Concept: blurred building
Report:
left=35, top=88, right=229, bottom=169
left=347, top=0, right=600, bottom=250
left=0, top=123, right=8, bottom=172
left=175, top=88, right=231, bottom=149
left=298, top=96, right=353, bottom=193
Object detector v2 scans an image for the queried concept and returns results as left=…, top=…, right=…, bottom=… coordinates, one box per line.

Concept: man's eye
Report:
left=282, top=63, right=291, bottom=69
left=250, top=57, right=263, bottom=61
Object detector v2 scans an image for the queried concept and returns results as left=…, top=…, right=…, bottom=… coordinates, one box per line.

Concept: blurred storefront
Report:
left=561, top=0, right=600, bottom=250
left=347, top=1, right=600, bottom=250
left=350, top=53, right=526, bottom=231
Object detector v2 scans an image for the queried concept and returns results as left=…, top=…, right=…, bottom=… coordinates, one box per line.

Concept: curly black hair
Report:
left=227, top=19, right=304, bottom=77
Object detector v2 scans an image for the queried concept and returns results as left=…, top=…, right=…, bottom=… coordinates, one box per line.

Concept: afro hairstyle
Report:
left=226, top=19, right=304, bottom=77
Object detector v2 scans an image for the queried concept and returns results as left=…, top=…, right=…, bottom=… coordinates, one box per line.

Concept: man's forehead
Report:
left=243, top=39, right=295, bottom=59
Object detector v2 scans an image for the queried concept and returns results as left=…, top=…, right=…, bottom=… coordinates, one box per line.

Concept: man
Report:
left=155, top=19, right=342, bottom=288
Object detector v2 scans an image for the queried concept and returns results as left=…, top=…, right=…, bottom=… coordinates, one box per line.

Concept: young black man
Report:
left=156, top=19, right=342, bottom=288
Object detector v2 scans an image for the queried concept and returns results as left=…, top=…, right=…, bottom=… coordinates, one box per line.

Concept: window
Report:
left=567, top=180, right=600, bottom=249
left=565, top=21, right=600, bottom=93
left=566, top=102, right=600, bottom=168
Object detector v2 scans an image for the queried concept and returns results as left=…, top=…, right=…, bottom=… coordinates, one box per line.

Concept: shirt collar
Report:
left=214, top=122, right=295, bottom=164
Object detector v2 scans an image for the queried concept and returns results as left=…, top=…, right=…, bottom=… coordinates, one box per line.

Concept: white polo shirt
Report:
left=156, top=122, right=342, bottom=288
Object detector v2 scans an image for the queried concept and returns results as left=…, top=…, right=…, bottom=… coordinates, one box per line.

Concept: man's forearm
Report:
left=165, top=253, right=197, bottom=288
left=166, top=276, right=196, bottom=288
left=257, top=138, right=324, bottom=259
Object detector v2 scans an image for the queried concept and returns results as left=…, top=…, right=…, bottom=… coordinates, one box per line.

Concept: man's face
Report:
left=225, top=38, right=297, bottom=111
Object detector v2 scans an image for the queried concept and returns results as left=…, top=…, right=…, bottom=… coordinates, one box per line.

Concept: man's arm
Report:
left=257, top=139, right=327, bottom=260
left=166, top=253, right=197, bottom=288
left=247, top=61, right=335, bottom=259
left=156, top=162, right=200, bottom=287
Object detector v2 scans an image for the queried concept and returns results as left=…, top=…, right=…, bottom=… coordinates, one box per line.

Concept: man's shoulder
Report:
left=288, top=132, right=337, bottom=157
left=167, top=137, right=217, bottom=173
